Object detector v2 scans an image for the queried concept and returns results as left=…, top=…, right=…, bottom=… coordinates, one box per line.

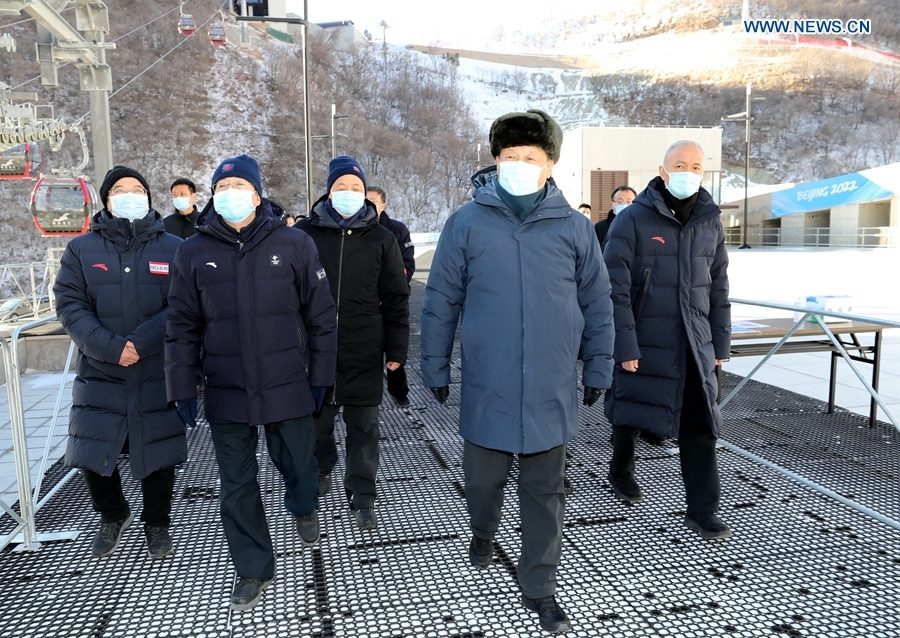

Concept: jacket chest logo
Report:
left=148, top=261, right=170, bottom=275
left=270, top=254, right=282, bottom=267
left=91, top=263, right=108, bottom=272
left=650, top=236, right=666, bottom=244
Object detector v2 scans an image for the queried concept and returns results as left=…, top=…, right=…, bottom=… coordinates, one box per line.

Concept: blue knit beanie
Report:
left=326, top=156, right=366, bottom=194
left=211, top=154, right=263, bottom=194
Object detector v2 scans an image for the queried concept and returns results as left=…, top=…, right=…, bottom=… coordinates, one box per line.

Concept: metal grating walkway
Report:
left=0, top=282, right=898, bottom=637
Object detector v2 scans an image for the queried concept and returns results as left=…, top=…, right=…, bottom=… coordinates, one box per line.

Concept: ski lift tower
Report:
left=0, top=0, right=115, bottom=182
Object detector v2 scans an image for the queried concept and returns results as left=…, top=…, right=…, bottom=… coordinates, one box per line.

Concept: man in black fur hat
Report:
left=421, top=110, right=615, bottom=634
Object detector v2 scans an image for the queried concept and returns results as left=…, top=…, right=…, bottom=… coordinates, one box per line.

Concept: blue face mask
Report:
left=497, top=161, right=544, bottom=196
left=110, top=193, right=149, bottom=222
left=331, top=190, right=365, bottom=218
left=664, top=170, right=703, bottom=199
left=172, top=196, right=192, bottom=212
left=612, top=203, right=629, bottom=215
left=214, top=189, right=256, bottom=224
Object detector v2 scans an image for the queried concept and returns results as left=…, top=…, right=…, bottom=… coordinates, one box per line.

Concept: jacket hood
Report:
left=470, top=166, right=573, bottom=220
left=309, top=194, right=378, bottom=230
left=90, top=209, right=167, bottom=247
left=636, top=176, right=721, bottom=225
left=196, top=197, right=285, bottom=250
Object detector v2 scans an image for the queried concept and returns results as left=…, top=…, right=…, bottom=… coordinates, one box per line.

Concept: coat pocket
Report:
left=633, top=268, right=652, bottom=321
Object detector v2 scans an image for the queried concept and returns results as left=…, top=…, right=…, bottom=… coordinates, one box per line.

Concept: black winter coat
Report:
left=603, top=178, right=731, bottom=437
left=296, top=198, right=409, bottom=406
left=594, top=210, right=616, bottom=250
left=378, top=210, right=415, bottom=282
left=163, top=208, right=199, bottom=239
left=54, top=210, right=187, bottom=479
left=165, top=200, right=338, bottom=425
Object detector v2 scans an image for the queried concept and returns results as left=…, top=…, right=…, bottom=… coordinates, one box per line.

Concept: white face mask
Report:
left=612, top=203, right=629, bottom=215
left=110, top=193, right=149, bottom=221
left=214, top=189, right=256, bottom=223
left=331, top=190, right=366, bottom=217
left=664, top=169, right=703, bottom=199
left=497, top=161, right=545, bottom=196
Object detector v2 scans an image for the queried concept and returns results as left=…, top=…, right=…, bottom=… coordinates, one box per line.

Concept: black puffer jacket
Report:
left=165, top=199, right=337, bottom=425
left=54, top=210, right=187, bottom=479
left=296, top=198, right=409, bottom=406
left=603, top=177, right=731, bottom=437
left=378, top=210, right=415, bottom=282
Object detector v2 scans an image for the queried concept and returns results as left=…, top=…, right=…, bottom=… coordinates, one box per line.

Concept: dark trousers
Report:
left=82, top=465, right=175, bottom=528
left=463, top=440, right=566, bottom=599
left=209, top=418, right=317, bottom=580
left=314, top=404, right=380, bottom=510
left=609, top=356, right=721, bottom=514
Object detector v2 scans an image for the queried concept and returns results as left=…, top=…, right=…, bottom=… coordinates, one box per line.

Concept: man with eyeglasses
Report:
left=54, top=166, right=187, bottom=561
left=165, top=154, right=338, bottom=611
left=595, top=186, right=636, bottom=250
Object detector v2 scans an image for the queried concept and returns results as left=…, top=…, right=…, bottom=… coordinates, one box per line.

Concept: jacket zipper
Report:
left=330, top=230, right=347, bottom=405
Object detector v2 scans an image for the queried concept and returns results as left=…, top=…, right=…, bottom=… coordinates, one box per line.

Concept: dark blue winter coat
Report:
left=54, top=210, right=187, bottom=479
left=421, top=169, right=615, bottom=454
left=165, top=200, right=337, bottom=425
left=603, top=177, right=731, bottom=437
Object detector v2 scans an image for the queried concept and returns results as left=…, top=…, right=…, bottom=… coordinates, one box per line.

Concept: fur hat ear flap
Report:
left=489, top=109, right=562, bottom=161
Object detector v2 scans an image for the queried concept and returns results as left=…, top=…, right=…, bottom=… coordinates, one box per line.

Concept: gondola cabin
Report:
left=30, top=176, right=96, bottom=236
left=208, top=23, right=227, bottom=46
left=0, top=143, right=43, bottom=180
left=177, top=14, right=197, bottom=36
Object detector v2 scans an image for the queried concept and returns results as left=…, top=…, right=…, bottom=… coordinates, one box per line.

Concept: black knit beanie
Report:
left=99, top=166, right=152, bottom=209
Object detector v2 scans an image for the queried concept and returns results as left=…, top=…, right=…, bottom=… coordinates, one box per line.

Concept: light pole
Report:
left=330, top=103, right=349, bottom=158
left=237, top=11, right=313, bottom=212
left=722, top=82, right=762, bottom=249
left=378, top=20, right=389, bottom=69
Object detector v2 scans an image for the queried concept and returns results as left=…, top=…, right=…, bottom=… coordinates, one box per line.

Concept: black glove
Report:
left=175, top=398, right=198, bottom=428
left=430, top=386, right=449, bottom=404
left=582, top=386, right=602, bottom=407
left=386, top=364, right=409, bottom=399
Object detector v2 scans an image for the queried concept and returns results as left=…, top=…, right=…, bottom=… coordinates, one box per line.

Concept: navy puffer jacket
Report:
left=603, top=178, right=730, bottom=437
left=54, top=210, right=187, bottom=479
left=165, top=200, right=337, bottom=425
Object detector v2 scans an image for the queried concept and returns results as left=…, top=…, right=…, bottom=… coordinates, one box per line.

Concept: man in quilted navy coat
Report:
left=54, top=166, right=187, bottom=561
left=603, top=140, right=732, bottom=540
left=165, top=154, right=337, bottom=611
left=421, top=110, right=615, bottom=634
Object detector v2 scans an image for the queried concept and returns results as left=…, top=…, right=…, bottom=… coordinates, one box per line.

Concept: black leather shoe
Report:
left=607, top=473, right=643, bottom=504
left=522, top=595, right=572, bottom=633
left=231, top=577, right=273, bottom=611
left=468, top=535, right=493, bottom=569
left=685, top=512, right=732, bottom=540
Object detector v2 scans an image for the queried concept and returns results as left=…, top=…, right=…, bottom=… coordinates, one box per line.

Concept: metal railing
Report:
left=0, top=258, right=62, bottom=321
left=717, top=299, right=900, bottom=532
left=0, top=317, right=79, bottom=552
left=725, top=226, right=899, bottom=248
